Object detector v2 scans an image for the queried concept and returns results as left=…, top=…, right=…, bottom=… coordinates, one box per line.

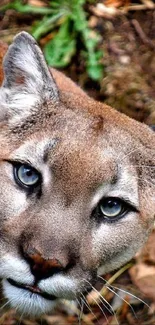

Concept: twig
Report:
left=91, top=2, right=155, bottom=19
left=108, top=41, right=126, bottom=55
left=123, top=3, right=155, bottom=12
left=87, top=263, right=133, bottom=305
left=140, top=0, right=155, bottom=9
left=131, top=19, right=155, bottom=49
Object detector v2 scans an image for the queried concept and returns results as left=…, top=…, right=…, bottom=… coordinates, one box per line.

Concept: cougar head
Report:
left=0, top=32, right=154, bottom=316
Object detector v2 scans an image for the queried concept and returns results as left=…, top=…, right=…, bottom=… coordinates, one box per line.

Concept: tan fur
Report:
left=0, top=41, right=8, bottom=86
left=0, top=32, right=154, bottom=316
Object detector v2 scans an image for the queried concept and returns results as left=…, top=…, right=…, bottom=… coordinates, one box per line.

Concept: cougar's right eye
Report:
left=13, top=164, right=41, bottom=189
left=98, top=197, right=124, bottom=219
left=93, top=197, right=130, bottom=222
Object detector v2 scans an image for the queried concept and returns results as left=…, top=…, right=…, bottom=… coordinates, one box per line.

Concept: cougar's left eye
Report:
left=14, top=164, right=40, bottom=188
left=97, top=197, right=126, bottom=220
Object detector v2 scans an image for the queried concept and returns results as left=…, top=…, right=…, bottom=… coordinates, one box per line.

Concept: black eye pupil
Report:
left=26, top=170, right=33, bottom=177
left=107, top=200, right=115, bottom=207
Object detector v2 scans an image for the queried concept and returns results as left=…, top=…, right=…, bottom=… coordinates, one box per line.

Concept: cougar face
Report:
left=0, top=32, right=154, bottom=316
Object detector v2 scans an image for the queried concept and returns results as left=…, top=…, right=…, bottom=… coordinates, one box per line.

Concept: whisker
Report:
left=130, top=165, right=155, bottom=168
left=111, top=286, right=151, bottom=311
left=76, top=297, right=83, bottom=325
left=105, top=283, right=137, bottom=319
left=80, top=292, right=99, bottom=325
left=86, top=288, right=109, bottom=322
left=0, top=299, right=11, bottom=311
left=0, top=297, right=7, bottom=303
left=134, top=176, right=155, bottom=187
left=84, top=279, right=113, bottom=315
left=98, top=275, right=152, bottom=311
left=117, top=148, right=139, bottom=163
left=84, top=279, right=120, bottom=325
left=64, top=297, right=94, bottom=325
left=18, top=309, right=25, bottom=325
left=122, top=167, right=155, bottom=187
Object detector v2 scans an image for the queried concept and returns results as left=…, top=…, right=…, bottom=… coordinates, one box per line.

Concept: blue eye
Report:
left=98, top=198, right=126, bottom=220
left=14, top=164, right=40, bottom=188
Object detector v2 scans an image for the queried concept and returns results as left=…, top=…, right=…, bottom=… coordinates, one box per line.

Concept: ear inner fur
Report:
left=0, top=32, right=59, bottom=125
left=2, top=32, right=58, bottom=98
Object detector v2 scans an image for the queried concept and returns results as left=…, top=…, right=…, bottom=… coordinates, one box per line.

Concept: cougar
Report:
left=0, top=31, right=154, bottom=316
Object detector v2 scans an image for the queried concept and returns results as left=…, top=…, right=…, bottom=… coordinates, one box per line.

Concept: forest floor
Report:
left=0, top=1, right=155, bottom=324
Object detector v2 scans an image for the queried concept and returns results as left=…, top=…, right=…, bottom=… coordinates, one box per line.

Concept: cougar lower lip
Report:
left=7, top=278, right=56, bottom=301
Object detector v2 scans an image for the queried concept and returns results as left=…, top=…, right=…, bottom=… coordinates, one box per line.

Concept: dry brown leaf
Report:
left=0, top=309, right=16, bottom=325
left=28, top=0, right=47, bottom=7
left=21, top=320, right=39, bottom=325
left=42, top=314, right=72, bottom=325
left=130, top=263, right=155, bottom=301
left=129, top=232, right=155, bottom=302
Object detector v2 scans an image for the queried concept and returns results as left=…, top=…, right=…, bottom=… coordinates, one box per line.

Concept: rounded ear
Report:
left=0, top=32, right=59, bottom=124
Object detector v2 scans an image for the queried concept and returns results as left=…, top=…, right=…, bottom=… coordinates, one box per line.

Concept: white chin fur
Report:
left=3, top=280, right=58, bottom=316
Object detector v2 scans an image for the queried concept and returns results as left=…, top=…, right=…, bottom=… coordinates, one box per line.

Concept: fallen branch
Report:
left=131, top=19, right=155, bottom=49
left=91, top=2, right=155, bottom=19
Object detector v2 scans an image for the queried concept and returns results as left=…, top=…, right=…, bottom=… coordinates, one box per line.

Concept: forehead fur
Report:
left=0, top=31, right=154, bottom=179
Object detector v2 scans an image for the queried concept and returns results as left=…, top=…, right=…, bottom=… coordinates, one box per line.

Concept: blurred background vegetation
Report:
left=0, top=0, right=155, bottom=126
left=0, top=0, right=104, bottom=80
left=0, top=1, right=155, bottom=324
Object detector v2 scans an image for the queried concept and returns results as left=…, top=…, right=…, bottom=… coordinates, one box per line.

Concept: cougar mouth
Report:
left=7, top=278, right=57, bottom=301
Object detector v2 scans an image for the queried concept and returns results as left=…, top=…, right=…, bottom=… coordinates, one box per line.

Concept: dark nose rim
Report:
left=20, top=245, right=65, bottom=281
